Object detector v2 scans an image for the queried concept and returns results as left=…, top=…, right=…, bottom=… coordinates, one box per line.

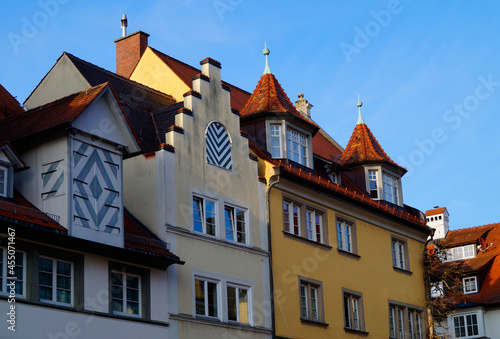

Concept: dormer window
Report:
left=368, top=170, right=378, bottom=198
left=463, top=276, right=478, bottom=294
left=383, top=172, right=399, bottom=204
left=328, top=172, right=337, bottom=184
left=365, top=167, right=402, bottom=206
left=270, top=124, right=282, bottom=158
left=0, top=166, right=7, bottom=198
left=266, top=121, right=313, bottom=168
left=286, top=128, right=307, bottom=166
left=445, top=244, right=476, bottom=262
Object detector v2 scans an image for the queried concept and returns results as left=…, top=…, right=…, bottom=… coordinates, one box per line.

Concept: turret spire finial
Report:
left=263, top=42, right=272, bottom=75
left=356, top=95, right=365, bottom=125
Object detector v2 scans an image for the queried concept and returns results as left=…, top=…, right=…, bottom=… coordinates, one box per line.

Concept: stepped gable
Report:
left=0, top=84, right=23, bottom=120
left=149, top=47, right=251, bottom=111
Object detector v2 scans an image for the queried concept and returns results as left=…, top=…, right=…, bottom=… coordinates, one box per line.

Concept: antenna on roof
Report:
left=356, top=95, right=365, bottom=125
left=121, top=14, right=128, bottom=37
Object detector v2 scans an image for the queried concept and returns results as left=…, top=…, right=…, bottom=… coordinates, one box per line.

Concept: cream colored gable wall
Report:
left=129, top=47, right=190, bottom=102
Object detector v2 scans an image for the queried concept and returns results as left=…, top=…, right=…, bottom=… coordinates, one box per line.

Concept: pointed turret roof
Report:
left=340, top=101, right=405, bottom=172
left=240, top=46, right=317, bottom=129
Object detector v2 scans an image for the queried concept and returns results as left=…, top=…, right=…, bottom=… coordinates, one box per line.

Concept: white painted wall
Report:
left=484, top=306, right=500, bottom=338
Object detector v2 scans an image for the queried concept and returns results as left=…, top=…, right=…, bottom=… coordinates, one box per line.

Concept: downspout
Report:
left=424, top=228, right=436, bottom=338
left=266, top=170, right=280, bottom=338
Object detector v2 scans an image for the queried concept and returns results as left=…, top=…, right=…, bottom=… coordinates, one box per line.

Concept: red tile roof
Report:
left=124, top=209, right=179, bottom=259
left=0, top=190, right=66, bottom=232
left=0, top=84, right=23, bottom=120
left=340, top=122, right=404, bottom=171
left=149, top=47, right=251, bottom=111
left=442, top=224, right=495, bottom=248
left=433, top=222, right=500, bottom=306
left=312, top=129, right=343, bottom=161
left=426, top=207, right=447, bottom=216
left=0, top=83, right=108, bottom=142
left=240, top=73, right=318, bottom=129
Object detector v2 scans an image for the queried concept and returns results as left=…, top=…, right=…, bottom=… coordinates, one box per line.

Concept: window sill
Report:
left=393, top=266, right=412, bottom=275
left=282, top=231, right=332, bottom=250
left=337, top=249, right=361, bottom=260
left=300, top=318, right=329, bottom=327
left=344, top=327, right=369, bottom=336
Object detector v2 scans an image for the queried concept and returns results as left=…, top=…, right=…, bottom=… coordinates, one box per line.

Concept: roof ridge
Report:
left=65, top=52, right=175, bottom=101
left=449, top=223, right=499, bottom=234
left=0, top=83, right=108, bottom=126
left=150, top=47, right=251, bottom=95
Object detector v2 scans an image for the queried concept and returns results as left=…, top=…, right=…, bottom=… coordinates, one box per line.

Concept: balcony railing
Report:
left=0, top=200, right=60, bottom=224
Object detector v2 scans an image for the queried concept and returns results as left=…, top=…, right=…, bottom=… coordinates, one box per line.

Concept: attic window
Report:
left=286, top=128, right=307, bottom=166
left=0, top=166, right=7, bottom=198
left=328, top=172, right=337, bottom=184
left=445, top=244, right=476, bottom=262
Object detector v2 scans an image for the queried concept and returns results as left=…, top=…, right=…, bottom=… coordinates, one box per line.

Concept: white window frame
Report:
left=227, top=284, right=250, bottom=324
left=445, top=244, right=476, bottom=262
left=286, top=128, right=308, bottom=166
left=193, top=195, right=217, bottom=236
left=343, top=290, right=364, bottom=331
left=383, top=172, right=399, bottom=205
left=283, top=201, right=301, bottom=236
left=452, top=312, right=480, bottom=338
left=306, top=209, right=323, bottom=243
left=111, top=271, right=141, bottom=317
left=463, top=276, right=478, bottom=294
left=0, top=248, right=25, bottom=297
left=299, top=278, right=323, bottom=322
left=0, top=166, right=7, bottom=197
left=430, top=281, right=444, bottom=298
left=195, top=277, right=220, bottom=319
left=337, top=220, right=353, bottom=252
left=39, top=256, right=74, bottom=306
left=368, top=169, right=378, bottom=199
left=391, top=238, right=408, bottom=270
left=224, top=205, right=247, bottom=245
left=389, top=302, right=425, bottom=339
left=270, top=124, right=282, bottom=158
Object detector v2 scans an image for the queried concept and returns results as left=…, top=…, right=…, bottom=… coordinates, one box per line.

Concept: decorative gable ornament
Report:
left=206, top=121, right=232, bottom=170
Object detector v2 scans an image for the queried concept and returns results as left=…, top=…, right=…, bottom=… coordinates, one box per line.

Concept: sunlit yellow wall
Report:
left=129, top=47, right=190, bottom=102
left=264, top=164, right=427, bottom=338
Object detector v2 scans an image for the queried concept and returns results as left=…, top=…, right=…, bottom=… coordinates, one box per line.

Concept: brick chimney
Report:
left=115, top=31, right=150, bottom=78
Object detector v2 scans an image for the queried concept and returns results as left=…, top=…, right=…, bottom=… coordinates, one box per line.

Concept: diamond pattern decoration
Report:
left=72, top=139, right=121, bottom=234
left=206, top=122, right=232, bottom=170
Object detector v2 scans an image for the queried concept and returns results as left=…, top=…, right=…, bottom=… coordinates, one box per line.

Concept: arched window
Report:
left=206, top=122, right=232, bottom=170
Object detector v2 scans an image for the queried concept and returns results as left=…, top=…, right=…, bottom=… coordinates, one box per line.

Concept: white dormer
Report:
left=426, top=207, right=450, bottom=240
left=0, top=142, right=26, bottom=199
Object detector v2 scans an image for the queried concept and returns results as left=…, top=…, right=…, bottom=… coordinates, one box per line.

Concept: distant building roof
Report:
left=426, top=207, right=447, bottom=216
left=0, top=83, right=23, bottom=120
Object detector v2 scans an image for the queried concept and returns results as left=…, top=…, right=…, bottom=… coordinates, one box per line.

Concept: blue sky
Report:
left=1, top=0, right=499, bottom=230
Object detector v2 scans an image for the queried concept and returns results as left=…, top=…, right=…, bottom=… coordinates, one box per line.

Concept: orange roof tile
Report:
left=426, top=207, right=447, bottom=216
left=240, top=73, right=318, bottom=128
left=312, top=129, right=343, bottom=161
left=0, top=83, right=108, bottom=142
left=340, top=122, right=404, bottom=171
left=442, top=223, right=496, bottom=248
left=149, top=48, right=251, bottom=111
left=433, top=223, right=500, bottom=306
left=0, top=84, right=23, bottom=120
